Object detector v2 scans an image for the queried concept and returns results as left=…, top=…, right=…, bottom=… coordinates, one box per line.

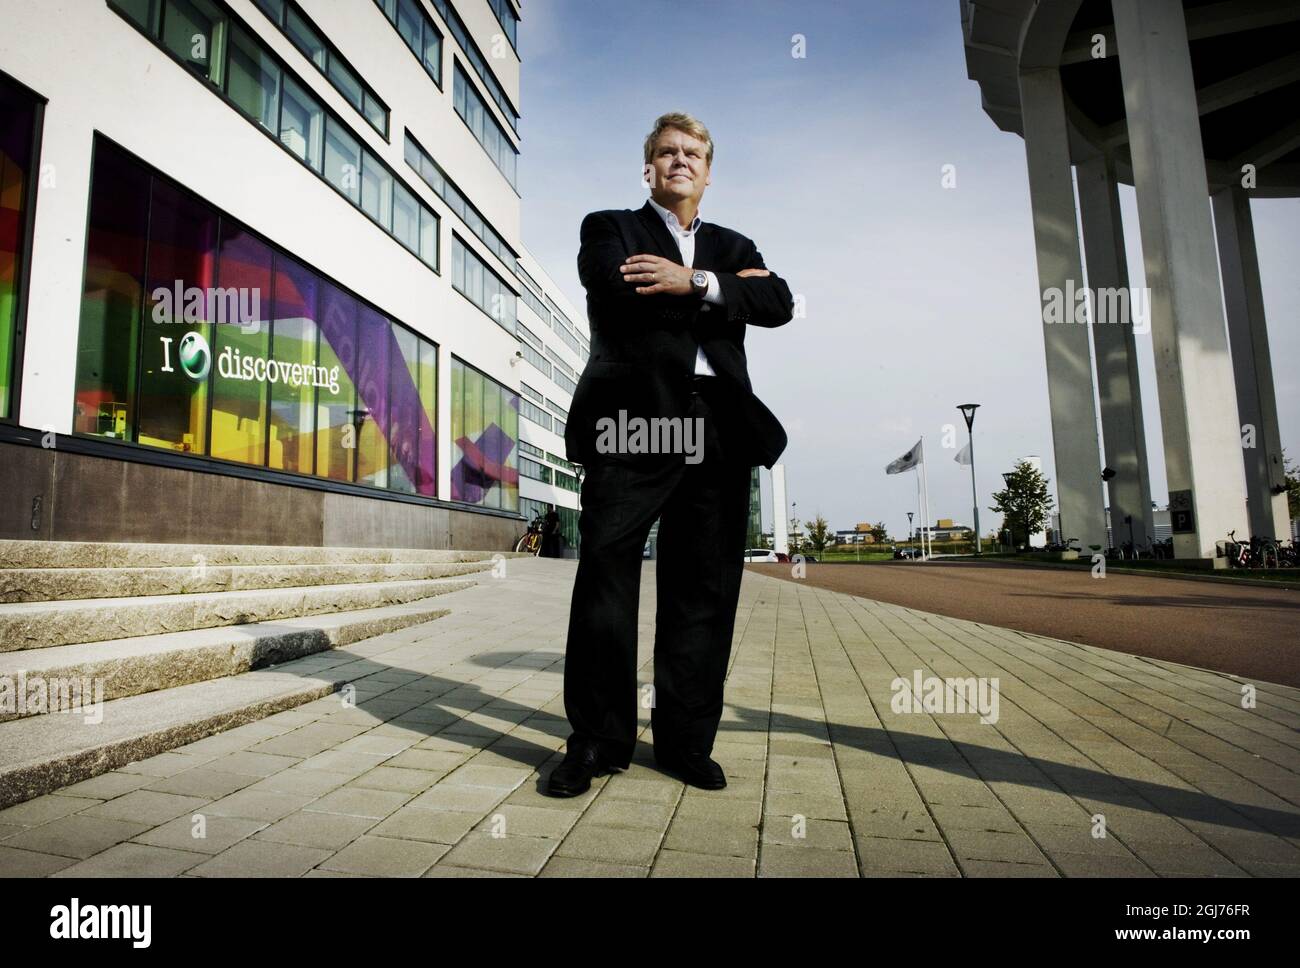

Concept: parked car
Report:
left=893, top=547, right=922, bottom=560
left=743, top=549, right=778, bottom=562
left=643, top=541, right=652, bottom=559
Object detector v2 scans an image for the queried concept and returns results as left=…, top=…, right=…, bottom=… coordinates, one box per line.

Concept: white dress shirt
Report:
left=646, top=195, right=723, bottom=376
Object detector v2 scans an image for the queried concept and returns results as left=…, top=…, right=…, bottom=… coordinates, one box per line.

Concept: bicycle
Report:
left=514, top=514, right=545, bottom=556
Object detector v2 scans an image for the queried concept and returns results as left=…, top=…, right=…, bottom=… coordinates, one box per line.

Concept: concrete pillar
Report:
left=1113, top=0, right=1249, bottom=558
left=771, top=463, right=789, bottom=556
left=1017, top=68, right=1108, bottom=551
left=1213, top=185, right=1291, bottom=539
left=1076, top=154, right=1155, bottom=549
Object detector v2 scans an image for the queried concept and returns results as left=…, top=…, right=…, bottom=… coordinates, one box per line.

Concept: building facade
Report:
left=0, top=0, right=587, bottom=550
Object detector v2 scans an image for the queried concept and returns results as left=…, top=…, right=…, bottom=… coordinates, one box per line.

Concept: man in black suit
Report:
left=546, top=112, right=794, bottom=797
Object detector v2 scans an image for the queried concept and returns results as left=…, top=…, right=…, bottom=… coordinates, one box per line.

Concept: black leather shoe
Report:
left=546, top=741, right=615, bottom=797
left=654, top=747, right=726, bottom=789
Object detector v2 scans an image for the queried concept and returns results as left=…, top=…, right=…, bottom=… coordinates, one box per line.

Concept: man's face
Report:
left=646, top=127, right=710, bottom=206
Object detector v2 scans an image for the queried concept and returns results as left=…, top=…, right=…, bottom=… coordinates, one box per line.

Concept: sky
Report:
left=515, top=0, right=1299, bottom=540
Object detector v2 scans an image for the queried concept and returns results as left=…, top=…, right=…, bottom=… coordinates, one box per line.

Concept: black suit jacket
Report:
left=565, top=200, right=794, bottom=469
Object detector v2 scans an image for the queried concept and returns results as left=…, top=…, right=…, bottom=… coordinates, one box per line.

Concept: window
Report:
left=226, top=24, right=280, bottom=132
left=404, top=132, right=515, bottom=269
left=450, top=357, right=518, bottom=510
left=255, top=0, right=389, bottom=137
left=161, top=0, right=227, bottom=86
left=0, top=72, right=40, bottom=421
left=453, top=64, right=518, bottom=190
left=374, top=0, right=442, bottom=86
left=324, top=118, right=361, bottom=204
left=486, top=0, right=518, bottom=53
left=452, top=236, right=517, bottom=333
left=361, top=152, right=393, bottom=230
left=519, top=398, right=550, bottom=431
left=279, top=74, right=323, bottom=170
left=110, top=0, right=431, bottom=269
left=427, top=0, right=519, bottom=133
left=73, top=138, right=439, bottom=496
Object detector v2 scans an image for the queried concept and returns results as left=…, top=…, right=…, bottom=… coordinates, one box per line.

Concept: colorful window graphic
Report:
left=73, top=137, right=437, bottom=496
left=0, top=73, right=38, bottom=421
left=450, top=357, right=518, bottom=511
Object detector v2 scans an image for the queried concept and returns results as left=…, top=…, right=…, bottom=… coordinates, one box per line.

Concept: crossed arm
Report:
left=577, top=211, right=795, bottom=328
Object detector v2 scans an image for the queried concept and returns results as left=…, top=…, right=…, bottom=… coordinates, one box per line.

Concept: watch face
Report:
left=692, top=271, right=708, bottom=288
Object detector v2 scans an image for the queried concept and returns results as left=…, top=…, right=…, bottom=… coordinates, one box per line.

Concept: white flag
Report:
left=954, top=441, right=971, bottom=465
left=885, top=438, right=923, bottom=475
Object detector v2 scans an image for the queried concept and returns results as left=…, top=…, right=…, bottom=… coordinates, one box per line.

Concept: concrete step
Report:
left=0, top=596, right=457, bottom=722
left=0, top=539, right=525, bottom=570
left=0, top=578, right=476, bottom=652
left=0, top=559, right=495, bottom=603
left=0, top=649, right=371, bottom=809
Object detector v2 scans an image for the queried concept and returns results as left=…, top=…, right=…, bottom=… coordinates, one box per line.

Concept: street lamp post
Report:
left=958, top=404, right=981, bottom=555
left=906, top=511, right=914, bottom=557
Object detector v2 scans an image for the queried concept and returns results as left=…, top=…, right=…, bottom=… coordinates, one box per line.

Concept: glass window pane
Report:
left=360, top=152, right=392, bottom=229
left=285, top=7, right=326, bottom=69
left=226, top=25, right=280, bottom=132
left=116, top=0, right=158, bottom=31
left=279, top=75, right=323, bottom=171
left=268, top=254, right=318, bottom=474
left=396, top=0, right=420, bottom=53
left=354, top=306, right=389, bottom=487
left=423, top=24, right=441, bottom=82
left=363, top=91, right=386, bottom=135
left=501, top=388, right=519, bottom=511
left=315, top=281, right=357, bottom=482
left=210, top=226, right=271, bottom=465
left=327, top=55, right=363, bottom=110
left=253, top=0, right=284, bottom=25
left=161, top=0, right=226, bottom=86
left=73, top=141, right=149, bottom=438
left=452, top=239, right=464, bottom=289
left=416, top=339, right=436, bottom=496
left=324, top=118, right=361, bottom=204
left=387, top=324, right=419, bottom=493
left=392, top=181, right=419, bottom=253
left=138, top=177, right=218, bottom=454
left=418, top=207, right=438, bottom=267
left=481, top=380, right=501, bottom=509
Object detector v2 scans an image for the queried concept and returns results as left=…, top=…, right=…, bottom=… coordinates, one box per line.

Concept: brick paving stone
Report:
left=2, top=815, right=151, bottom=860
left=318, top=835, right=447, bottom=877
left=0, top=846, right=78, bottom=876
left=663, top=818, right=759, bottom=859
left=758, top=843, right=858, bottom=877
left=188, top=840, right=332, bottom=878
left=652, top=849, right=756, bottom=877
left=369, top=805, right=481, bottom=845
left=856, top=837, right=961, bottom=876
left=81, top=790, right=209, bottom=827
left=50, top=842, right=207, bottom=878
left=254, top=811, right=377, bottom=850
left=438, top=831, right=558, bottom=875
left=132, top=815, right=266, bottom=855
left=539, top=857, right=649, bottom=877
left=556, top=824, right=663, bottom=867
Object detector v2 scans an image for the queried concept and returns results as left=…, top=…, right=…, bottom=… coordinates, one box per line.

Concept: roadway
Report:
left=747, top=558, right=1300, bottom=687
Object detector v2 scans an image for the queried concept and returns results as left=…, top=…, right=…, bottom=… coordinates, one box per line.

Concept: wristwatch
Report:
left=690, top=270, right=709, bottom=297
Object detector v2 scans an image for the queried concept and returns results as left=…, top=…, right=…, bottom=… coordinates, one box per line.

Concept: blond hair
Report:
left=643, top=112, right=714, bottom=166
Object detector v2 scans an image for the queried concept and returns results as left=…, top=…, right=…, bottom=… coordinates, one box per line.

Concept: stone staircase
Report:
left=0, top=540, right=512, bottom=808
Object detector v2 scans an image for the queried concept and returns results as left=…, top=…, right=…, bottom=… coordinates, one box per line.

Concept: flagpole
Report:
left=914, top=461, right=924, bottom=561
left=920, top=439, right=933, bottom=560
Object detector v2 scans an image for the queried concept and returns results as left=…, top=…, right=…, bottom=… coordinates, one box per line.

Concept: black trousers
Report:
left=562, top=378, right=752, bottom=768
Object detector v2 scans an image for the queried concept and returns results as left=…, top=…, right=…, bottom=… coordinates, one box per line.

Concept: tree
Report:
left=869, top=521, right=889, bottom=543
left=802, top=515, right=834, bottom=555
left=990, top=460, right=1054, bottom=548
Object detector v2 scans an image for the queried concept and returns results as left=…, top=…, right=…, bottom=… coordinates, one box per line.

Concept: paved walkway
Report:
left=2, top=558, right=1298, bottom=877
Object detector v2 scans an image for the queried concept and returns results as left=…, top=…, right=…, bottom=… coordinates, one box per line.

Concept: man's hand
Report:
left=619, top=254, right=694, bottom=295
